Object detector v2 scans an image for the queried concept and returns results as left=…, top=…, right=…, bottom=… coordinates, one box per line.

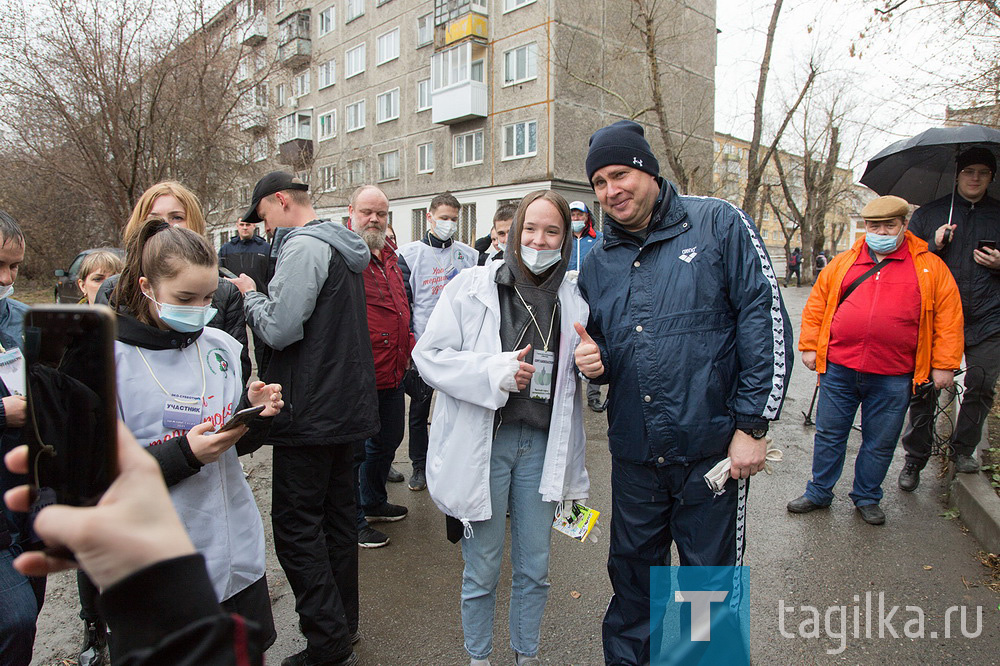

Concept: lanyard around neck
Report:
left=135, top=339, right=206, bottom=404
left=514, top=286, right=557, bottom=353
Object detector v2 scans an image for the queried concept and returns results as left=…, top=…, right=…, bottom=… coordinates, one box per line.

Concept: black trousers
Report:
left=901, top=331, right=1000, bottom=467
left=221, top=574, right=276, bottom=651
left=407, top=386, right=433, bottom=472
left=272, top=445, right=358, bottom=661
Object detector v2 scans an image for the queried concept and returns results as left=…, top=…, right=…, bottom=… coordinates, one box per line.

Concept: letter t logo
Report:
left=675, top=590, right=729, bottom=641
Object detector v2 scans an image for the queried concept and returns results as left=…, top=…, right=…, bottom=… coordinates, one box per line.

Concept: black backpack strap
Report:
left=838, top=257, right=892, bottom=306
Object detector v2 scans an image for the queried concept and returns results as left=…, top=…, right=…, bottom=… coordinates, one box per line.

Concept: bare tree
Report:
left=0, top=0, right=273, bottom=274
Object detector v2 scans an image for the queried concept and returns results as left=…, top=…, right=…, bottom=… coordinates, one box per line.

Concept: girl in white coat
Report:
left=412, top=191, right=590, bottom=666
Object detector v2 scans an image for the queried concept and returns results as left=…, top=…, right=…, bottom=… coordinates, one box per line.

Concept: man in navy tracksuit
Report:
left=574, top=121, right=793, bottom=665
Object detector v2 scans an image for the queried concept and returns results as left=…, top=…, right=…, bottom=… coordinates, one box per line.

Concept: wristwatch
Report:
left=738, top=426, right=768, bottom=440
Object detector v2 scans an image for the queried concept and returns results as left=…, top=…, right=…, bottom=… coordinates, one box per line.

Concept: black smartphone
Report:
left=216, top=404, right=265, bottom=433
left=24, top=305, right=118, bottom=509
left=219, top=266, right=238, bottom=279
left=977, top=239, right=997, bottom=252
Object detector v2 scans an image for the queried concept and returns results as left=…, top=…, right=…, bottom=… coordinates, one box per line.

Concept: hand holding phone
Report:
left=977, top=239, right=997, bottom=252
left=187, top=420, right=248, bottom=465
left=217, top=404, right=266, bottom=433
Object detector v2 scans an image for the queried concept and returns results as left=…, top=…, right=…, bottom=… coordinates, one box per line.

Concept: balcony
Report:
left=278, top=112, right=313, bottom=168
left=278, top=37, right=311, bottom=69
left=240, top=15, right=268, bottom=46
left=238, top=104, right=268, bottom=132
left=434, top=0, right=487, bottom=26
left=432, top=80, right=487, bottom=125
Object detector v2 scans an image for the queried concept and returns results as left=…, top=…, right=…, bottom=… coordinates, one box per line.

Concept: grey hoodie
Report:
left=244, top=220, right=370, bottom=351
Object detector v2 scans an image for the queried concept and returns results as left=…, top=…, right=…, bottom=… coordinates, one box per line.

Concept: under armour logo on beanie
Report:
left=586, top=120, right=660, bottom=183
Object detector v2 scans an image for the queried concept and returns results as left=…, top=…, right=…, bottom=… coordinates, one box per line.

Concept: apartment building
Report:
left=208, top=0, right=716, bottom=248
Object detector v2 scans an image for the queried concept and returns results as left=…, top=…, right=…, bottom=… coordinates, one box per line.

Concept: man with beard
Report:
left=348, top=186, right=413, bottom=548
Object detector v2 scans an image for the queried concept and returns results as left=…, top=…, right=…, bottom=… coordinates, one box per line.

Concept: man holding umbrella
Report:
left=899, top=146, right=1000, bottom=487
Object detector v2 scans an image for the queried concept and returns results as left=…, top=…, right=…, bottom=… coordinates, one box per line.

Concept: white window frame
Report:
left=416, top=13, right=433, bottom=47
left=346, top=0, right=364, bottom=22
left=346, top=99, right=366, bottom=132
left=376, top=28, right=400, bottom=65
left=503, top=43, right=537, bottom=86
left=347, top=158, right=365, bottom=186
left=416, top=78, right=431, bottom=111
left=319, top=165, right=337, bottom=192
left=345, top=43, right=366, bottom=78
left=318, top=109, right=337, bottom=140
left=453, top=130, right=483, bottom=167
left=376, top=88, right=400, bottom=123
left=502, top=120, right=537, bottom=160
left=503, top=0, right=535, bottom=11
left=275, top=0, right=284, bottom=15
left=318, top=6, right=335, bottom=35
left=417, top=142, right=434, bottom=174
left=294, top=69, right=311, bottom=97
left=378, top=150, right=400, bottom=182
left=318, top=58, right=336, bottom=89
left=275, top=82, right=287, bottom=107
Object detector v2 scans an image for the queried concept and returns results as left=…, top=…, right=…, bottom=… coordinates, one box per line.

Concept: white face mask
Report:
left=431, top=219, right=457, bottom=241
left=520, top=245, right=562, bottom=275
left=0, top=285, right=12, bottom=300
left=497, top=242, right=506, bottom=253
left=571, top=220, right=586, bottom=234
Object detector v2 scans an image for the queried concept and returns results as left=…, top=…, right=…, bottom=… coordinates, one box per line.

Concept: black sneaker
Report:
left=954, top=454, right=980, bottom=474
left=387, top=465, right=404, bottom=483
left=364, top=502, right=408, bottom=523
left=408, top=468, right=427, bottom=491
left=856, top=504, right=885, bottom=525
left=358, top=525, right=390, bottom=548
left=281, top=650, right=359, bottom=666
left=786, top=495, right=830, bottom=513
left=898, top=463, right=920, bottom=491
left=350, top=629, right=362, bottom=644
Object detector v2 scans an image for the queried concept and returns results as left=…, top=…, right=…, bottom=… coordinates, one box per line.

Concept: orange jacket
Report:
left=799, top=231, right=964, bottom=387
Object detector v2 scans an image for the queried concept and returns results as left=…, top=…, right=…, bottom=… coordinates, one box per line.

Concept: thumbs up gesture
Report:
left=574, top=322, right=604, bottom=379
left=514, top=345, right=535, bottom=391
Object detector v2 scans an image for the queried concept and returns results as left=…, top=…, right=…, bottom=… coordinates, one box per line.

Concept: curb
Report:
left=949, top=419, right=1000, bottom=554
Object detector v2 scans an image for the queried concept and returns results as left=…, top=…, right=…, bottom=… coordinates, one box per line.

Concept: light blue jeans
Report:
left=461, top=421, right=556, bottom=660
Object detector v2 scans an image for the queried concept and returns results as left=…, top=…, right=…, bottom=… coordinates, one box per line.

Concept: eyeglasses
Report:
left=959, top=168, right=993, bottom=178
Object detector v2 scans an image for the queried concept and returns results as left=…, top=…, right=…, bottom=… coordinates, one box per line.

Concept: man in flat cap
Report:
left=574, top=120, right=794, bottom=664
left=790, top=195, right=963, bottom=526
left=229, top=171, right=378, bottom=666
left=899, top=146, right=1000, bottom=487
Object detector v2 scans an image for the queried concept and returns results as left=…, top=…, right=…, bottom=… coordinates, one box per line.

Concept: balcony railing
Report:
left=240, top=15, right=268, bottom=46
left=432, top=80, right=487, bottom=125
left=278, top=37, right=311, bottom=69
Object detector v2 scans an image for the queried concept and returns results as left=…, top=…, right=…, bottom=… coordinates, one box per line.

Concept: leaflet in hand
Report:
left=552, top=502, right=600, bottom=542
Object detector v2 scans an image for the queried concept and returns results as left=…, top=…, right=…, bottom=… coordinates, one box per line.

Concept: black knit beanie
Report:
left=586, top=120, right=659, bottom=183
left=957, top=146, right=996, bottom=176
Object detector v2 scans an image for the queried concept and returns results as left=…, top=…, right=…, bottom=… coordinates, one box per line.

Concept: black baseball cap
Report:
left=242, top=171, right=309, bottom=224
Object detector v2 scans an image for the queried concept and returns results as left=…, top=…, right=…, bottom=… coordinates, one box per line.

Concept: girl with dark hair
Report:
left=412, top=190, right=590, bottom=666
left=110, top=217, right=283, bottom=651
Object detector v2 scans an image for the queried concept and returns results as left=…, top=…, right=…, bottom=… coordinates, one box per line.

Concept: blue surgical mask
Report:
left=571, top=220, right=586, bottom=234
left=144, top=291, right=217, bottom=333
left=0, top=285, right=13, bottom=300
left=865, top=231, right=901, bottom=255
left=520, top=245, right=562, bottom=275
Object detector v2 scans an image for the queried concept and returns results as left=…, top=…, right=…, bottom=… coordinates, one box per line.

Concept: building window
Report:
left=252, top=136, right=268, bottom=161
left=411, top=208, right=427, bottom=240
left=346, top=99, right=366, bottom=132
left=378, top=150, right=400, bottom=181
left=417, top=142, right=434, bottom=173
left=760, top=229, right=769, bottom=240
left=277, top=111, right=312, bottom=142
left=503, top=43, right=537, bottom=85
left=416, top=13, right=433, bottom=47
left=453, top=129, right=483, bottom=167
left=347, top=158, right=365, bottom=186
left=318, top=59, right=336, bottom=89
left=319, top=6, right=335, bottom=35
left=459, top=203, right=477, bottom=245
left=376, top=28, right=400, bottom=65
left=275, top=83, right=287, bottom=107
left=417, top=78, right=431, bottom=111
left=503, top=120, right=537, bottom=160
left=275, top=0, right=284, bottom=15
left=318, top=110, right=337, bottom=140
left=504, top=0, right=535, bottom=11
left=254, top=82, right=268, bottom=107
left=319, top=165, right=337, bottom=191
left=432, top=42, right=483, bottom=91
left=346, top=0, right=364, bottom=21
left=294, top=69, right=311, bottom=97
left=376, top=88, right=399, bottom=123
left=346, top=43, right=366, bottom=78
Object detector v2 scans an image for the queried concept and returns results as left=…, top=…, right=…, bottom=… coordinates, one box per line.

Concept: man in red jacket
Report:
left=348, top=186, right=415, bottom=548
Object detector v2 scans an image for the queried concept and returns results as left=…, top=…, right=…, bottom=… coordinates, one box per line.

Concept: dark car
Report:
left=54, top=247, right=124, bottom=303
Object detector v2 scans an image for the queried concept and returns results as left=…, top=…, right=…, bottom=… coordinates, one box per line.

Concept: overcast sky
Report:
left=715, top=0, right=976, bottom=177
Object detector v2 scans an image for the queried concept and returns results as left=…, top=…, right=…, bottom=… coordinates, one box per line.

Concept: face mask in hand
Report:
left=520, top=245, right=562, bottom=275
left=431, top=219, right=457, bottom=241
left=144, top=291, right=218, bottom=333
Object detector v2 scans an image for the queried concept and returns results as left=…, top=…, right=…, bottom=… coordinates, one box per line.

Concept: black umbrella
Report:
left=860, top=124, right=1000, bottom=205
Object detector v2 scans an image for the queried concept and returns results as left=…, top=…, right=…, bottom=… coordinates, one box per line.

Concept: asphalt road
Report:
left=31, top=284, right=1000, bottom=665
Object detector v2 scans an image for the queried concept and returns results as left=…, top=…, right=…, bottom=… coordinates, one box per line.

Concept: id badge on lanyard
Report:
left=0, top=347, right=26, bottom=396
left=529, top=350, right=555, bottom=402
left=163, top=393, right=203, bottom=430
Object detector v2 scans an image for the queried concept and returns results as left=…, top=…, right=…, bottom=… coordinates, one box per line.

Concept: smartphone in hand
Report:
left=216, top=404, right=265, bottom=433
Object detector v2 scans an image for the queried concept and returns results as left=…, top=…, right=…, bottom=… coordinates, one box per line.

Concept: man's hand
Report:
left=801, top=350, right=817, bottom=372
left=3, top=422, right=196, bottom=589
left=2, top=395, right=26, bottom=428
left=514, top=345, right=535, bottom=391
left=728, top=429, right=767, bottom=479
left=226, top=273, right=256, bottom=295
left=934, top=223, right=957, bottom=250
left=573, top=323, right=604, bottom=379
left=931, top=368, right=955, bottom=390
left=247, top=381, right=283, bottom=417
left=973, top=246, right=1000, bottom=270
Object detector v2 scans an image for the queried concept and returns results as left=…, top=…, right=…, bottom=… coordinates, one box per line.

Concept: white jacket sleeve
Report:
left=412, top=276, right=520, bottom=411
